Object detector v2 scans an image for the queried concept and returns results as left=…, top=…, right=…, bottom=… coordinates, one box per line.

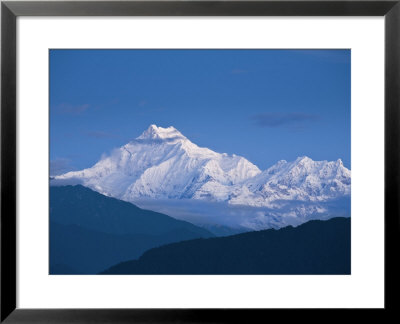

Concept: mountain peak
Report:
left=54, top=126, right=350, bottom=218
left=137, top=124, right=186, bottom=140
left=295, top=156, right=313, bottom=164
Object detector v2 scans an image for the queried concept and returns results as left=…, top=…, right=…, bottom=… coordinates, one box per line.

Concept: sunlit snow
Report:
left=53, top=125, right=351, bottom=230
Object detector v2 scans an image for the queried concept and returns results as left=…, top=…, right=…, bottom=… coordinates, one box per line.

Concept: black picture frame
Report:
left=1, top=0, right=399, bottom=322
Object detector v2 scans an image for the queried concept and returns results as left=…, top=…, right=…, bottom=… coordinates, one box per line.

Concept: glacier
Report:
left=52, top=124, right=351, bottom=231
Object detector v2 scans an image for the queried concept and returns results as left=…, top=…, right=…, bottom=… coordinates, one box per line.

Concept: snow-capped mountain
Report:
left=54, top=124, right=350, bottom=208
left=54, top=125, right=261, bottom=201
left=229, top=156, right=351, bottom=207
left=53, top=125, right=351, bottom=231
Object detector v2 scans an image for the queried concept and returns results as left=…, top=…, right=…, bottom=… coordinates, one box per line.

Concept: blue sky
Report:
left=50, top=49, right=350, bottom=175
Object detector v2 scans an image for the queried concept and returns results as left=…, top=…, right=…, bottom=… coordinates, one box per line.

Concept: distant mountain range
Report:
left=50, top=185, right=213, bottom=274
left=102, top=217, right=351, bottom=275
left=52, top=125, right=351, bottom=230
left=53, top=124, right=350, bottom=205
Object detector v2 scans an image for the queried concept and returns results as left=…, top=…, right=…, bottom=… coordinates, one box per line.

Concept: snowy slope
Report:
left=54, top=125, right=262, bottom=202
left=53, top=125, right=351, bottom=229
left=229, top=156, right=351, bottom=207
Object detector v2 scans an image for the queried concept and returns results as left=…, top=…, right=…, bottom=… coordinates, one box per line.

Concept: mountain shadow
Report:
left=50, top=185, right=213, bottom=274
left=101, top=217, right=350, bottom=275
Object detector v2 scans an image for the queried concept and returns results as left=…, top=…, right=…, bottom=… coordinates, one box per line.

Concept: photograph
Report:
left=49, top=49, right=351, bottom=275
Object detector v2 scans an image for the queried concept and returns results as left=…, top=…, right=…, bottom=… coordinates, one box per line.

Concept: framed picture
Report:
left=1, top=0, right=399, bottom=322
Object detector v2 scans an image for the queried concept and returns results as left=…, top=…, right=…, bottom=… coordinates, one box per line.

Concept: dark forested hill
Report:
left=102, top=217, right=350, bottom=275
left=50, top=185, right=213, bottom=237
left=50, top=185, right=213, bottom=274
